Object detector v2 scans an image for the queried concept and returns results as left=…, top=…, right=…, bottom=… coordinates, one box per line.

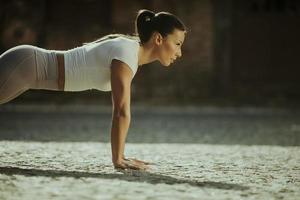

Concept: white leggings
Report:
left=0, top=45, right=60, bottom=104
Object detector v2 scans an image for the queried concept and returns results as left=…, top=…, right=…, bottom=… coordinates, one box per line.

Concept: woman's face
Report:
left=157, top=29, right=186, bottom=66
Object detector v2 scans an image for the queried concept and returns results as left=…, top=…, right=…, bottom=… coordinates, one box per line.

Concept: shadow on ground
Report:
left=0, top=166, right=249, bottom=191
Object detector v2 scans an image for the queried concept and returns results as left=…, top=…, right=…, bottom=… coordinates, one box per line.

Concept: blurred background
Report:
left=1, top=0, right=299, bottom=106
left=0, top=0, right=300, bottom=145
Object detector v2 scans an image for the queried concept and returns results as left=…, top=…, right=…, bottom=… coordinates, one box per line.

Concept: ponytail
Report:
left=135, top=9, right=155, bottom=44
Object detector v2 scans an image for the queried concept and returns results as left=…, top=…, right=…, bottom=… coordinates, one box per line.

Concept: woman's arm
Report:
left=110, top=59, right=149, bottom=170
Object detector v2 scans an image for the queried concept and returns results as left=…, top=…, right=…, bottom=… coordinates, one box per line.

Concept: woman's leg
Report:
left=0, top=45, right=37, bottom=104
left=0, top=45, right=60, bottom=104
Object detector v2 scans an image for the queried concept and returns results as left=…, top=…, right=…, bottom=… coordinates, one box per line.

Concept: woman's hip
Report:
left=0, top=45, right=65, bottom=91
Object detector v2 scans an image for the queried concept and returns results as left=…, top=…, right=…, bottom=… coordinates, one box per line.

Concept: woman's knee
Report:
left=0, top=79, right=28, bottom=104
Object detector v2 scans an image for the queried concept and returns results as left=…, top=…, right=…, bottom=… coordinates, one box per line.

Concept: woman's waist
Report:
left=55, top=52, right=65, bottom=91
left=55, top=49, right=112, bottom=91
left=55, top=49, right=88, bottom=91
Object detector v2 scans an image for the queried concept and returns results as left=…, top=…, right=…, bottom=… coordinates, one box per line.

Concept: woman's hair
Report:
left=135, top=9, right=186, bottom=44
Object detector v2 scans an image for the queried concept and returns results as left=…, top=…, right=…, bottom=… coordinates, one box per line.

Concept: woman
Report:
left=0, top=9, right=186, bottom=170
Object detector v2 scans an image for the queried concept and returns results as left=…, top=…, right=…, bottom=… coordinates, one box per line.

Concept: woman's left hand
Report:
left=125, top=157, right=152, bottom=166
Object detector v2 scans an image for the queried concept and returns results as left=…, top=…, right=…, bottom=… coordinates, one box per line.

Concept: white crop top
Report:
left=63, top=37, right=140, bottom=91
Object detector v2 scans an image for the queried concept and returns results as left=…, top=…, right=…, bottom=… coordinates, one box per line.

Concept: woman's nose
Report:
left=176, top=49, right=182, bottom=58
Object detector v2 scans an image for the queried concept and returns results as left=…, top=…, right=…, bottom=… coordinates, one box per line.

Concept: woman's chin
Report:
left=161, top=62, right=171, bottom=67
left=159, top=59, right=172, bottom=67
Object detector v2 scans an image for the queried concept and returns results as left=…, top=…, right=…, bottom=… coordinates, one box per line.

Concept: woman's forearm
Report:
left=111, top=112, right=131, bottom=164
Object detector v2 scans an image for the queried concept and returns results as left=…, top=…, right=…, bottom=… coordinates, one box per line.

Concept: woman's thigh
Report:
left=0, top=45, right=37, bottom=104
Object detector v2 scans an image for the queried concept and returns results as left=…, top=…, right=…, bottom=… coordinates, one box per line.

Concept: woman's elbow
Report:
left=113, top=107, right=131, bottom=119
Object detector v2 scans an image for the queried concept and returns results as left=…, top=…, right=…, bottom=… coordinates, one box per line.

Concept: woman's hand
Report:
left=125, top=158, right=151, bottom=165
left=113, top=157, right=151, bottom=170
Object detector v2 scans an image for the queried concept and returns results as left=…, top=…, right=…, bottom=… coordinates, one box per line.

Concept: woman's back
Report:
left=63, top=36, right=140, bottom=92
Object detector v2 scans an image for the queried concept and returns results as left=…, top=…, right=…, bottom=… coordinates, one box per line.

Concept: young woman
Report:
left=0, top=9, right=186, bottom=170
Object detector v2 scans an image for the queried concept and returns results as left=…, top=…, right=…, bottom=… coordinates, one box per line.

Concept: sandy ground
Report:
left=0, top=142, right=299, bottom=200
left=0, top=104, right=300, bottom=199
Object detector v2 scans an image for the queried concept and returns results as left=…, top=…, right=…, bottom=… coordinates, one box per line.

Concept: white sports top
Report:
left=63, top=37, right=140, bottom=91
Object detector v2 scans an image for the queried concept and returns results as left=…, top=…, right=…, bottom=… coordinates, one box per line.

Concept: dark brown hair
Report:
left=135, top=9, right=186, bottom=44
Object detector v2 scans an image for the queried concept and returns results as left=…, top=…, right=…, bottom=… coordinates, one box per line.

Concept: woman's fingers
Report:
left=127, top=158, right=152, bottom=165
left=114, top=158, right=149, bottom=170
left=128, top=159, right=151, bottom=170
left=125, top=160, right=149, bottom=170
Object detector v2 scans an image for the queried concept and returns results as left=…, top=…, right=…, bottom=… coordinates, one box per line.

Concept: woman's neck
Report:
left=138, top=43, right=157, bottom=66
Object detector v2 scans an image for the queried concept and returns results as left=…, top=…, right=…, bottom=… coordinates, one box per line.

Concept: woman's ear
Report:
left=153, top=32, right=163, bottom=46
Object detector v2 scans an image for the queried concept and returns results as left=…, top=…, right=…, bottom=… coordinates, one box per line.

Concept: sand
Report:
left=0, top=104, right=299, bottom=199
left=0, top=141, right=299, bottom=200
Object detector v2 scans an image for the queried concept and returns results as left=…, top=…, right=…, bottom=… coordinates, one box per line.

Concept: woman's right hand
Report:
left=113, top=158, right=150, bottom=170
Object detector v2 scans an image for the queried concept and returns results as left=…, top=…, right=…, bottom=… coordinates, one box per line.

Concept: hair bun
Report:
left=138, top=9, right=155, bottom=22
left=145, top=16, right=151, bottom=22
left=135, top=9, right=155, bottom=43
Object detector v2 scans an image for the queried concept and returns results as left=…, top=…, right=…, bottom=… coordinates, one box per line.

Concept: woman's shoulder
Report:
left=112, top=36, right=139, bottom=47
left=84, top=34, right=139, bottom=50
left=110, top=37, right=139, bottom=57
left=109, top=36, right=139, bottom=74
